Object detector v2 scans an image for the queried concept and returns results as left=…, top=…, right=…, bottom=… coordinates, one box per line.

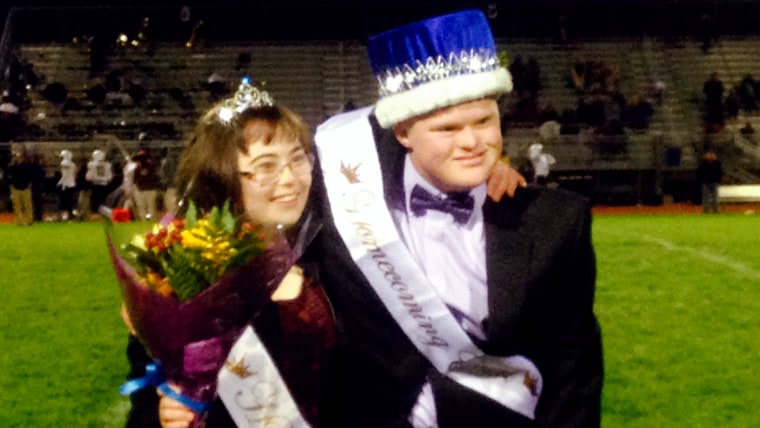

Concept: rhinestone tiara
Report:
left=376, top=48, right=500, bottom=97
left=217, top=76, right=274, bottom=123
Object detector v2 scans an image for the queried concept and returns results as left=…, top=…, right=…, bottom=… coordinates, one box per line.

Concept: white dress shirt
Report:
left=392, top=155, right=490, bottom=428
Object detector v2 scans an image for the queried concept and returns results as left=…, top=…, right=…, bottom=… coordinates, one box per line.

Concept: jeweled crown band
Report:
left=367, top=9, right=512, bottom=128
left=376, top=49, right=500, bottom=97
left=217, top=77, right=274, bottom=123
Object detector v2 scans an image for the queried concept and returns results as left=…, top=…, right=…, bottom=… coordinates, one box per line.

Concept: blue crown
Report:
left=367, top=9, right=512, bottom=128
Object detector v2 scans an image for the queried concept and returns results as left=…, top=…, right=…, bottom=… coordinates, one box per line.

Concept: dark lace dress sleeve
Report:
left=274, top=275, right=337, bottom=426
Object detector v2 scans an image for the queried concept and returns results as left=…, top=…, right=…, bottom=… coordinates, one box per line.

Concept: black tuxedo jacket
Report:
left=306, top=113, right=603, bottom=428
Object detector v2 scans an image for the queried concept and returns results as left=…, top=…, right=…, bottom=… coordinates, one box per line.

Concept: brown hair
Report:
left=175, top=103, right=311, bottom=217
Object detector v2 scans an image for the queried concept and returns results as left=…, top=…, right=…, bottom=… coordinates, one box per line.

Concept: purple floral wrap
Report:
left=107, top=236, right=295, bottom=424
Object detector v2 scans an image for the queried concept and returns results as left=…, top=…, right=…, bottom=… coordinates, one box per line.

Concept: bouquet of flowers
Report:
left=107, top=201, right=294, bottom=427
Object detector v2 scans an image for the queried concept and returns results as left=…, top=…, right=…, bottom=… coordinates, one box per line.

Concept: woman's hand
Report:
left=120, top=302, right=136, bottom=335
left=158, top=384, right=196, bottom=428
left=487, top=161, right=527, bottom=202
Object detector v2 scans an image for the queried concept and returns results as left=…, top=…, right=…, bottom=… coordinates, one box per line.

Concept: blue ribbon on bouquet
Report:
left=119, top=361, right=212, bottom=414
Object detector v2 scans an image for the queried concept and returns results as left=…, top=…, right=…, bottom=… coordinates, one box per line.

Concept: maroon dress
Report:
left=273, top=274, right=336, bottom=424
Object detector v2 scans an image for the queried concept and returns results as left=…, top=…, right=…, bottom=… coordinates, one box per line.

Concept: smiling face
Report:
left=237, top=120, right=312, bottom=231
left=393, top=98, right=503, bottom=193
left=238, top=124, right=312, bottom=228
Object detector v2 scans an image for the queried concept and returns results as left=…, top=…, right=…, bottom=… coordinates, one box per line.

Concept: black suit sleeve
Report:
left=524, top=192, right=603, bottom=427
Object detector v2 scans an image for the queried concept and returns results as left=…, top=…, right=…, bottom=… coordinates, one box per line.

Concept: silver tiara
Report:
left=376, top=48, right=500, bottom=97
left=217, top=78, right=274, bottom=123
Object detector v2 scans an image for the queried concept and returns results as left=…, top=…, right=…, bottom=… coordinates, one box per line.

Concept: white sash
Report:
left=218, top=325, right=311, bottom=428
left=314, top=107, right=542, bottom=419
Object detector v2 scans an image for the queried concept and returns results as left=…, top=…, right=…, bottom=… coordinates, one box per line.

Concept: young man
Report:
left=311, top=9, right=603, bottom=427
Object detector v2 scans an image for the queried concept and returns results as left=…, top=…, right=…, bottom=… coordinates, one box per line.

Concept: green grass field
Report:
left=1, top=214, right=758, bottom=427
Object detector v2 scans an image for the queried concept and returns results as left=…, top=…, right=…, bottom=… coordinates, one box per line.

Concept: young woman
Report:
left=126, top=81, right=336, bottom=428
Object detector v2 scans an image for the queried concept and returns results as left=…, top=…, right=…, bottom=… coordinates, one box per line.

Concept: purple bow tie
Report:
left=410, top=185, right=474, bottom=224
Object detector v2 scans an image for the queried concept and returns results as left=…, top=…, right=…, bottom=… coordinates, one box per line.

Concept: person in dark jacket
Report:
left=697, top=150, right=723, bottom=213
left=311, top=9, right=602, bottom=427
left=4, top=144, right=35, bottom=225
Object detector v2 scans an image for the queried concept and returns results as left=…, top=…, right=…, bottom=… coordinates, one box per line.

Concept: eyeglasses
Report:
left=239, top=151, right=314, bottom=186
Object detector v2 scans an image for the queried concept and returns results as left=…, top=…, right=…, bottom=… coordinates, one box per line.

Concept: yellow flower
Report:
left=180, top=229, right=212, bottom=249
left=201, top=240, right=236, bottom=264
left=130, top=233, right=147, bottom=251
left=121, top=200, right=267, bottom=302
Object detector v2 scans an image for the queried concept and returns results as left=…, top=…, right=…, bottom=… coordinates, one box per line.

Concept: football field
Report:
left=0, top=211, right=758, bottom=427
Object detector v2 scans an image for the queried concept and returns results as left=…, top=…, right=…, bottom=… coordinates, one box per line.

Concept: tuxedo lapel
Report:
left=483, top=200, right=533, bottom=351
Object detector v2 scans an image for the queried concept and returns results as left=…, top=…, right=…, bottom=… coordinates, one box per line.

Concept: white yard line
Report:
left=641, top=234, right=760, bottom=280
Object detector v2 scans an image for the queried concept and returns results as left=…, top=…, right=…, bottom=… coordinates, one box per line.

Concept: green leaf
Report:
left=185, top=200, right=198, bottom=228
left=220, top=200, right=236, bottom=233
left=166, top=246, right=207, bottom=301
left=135, top=251, right=165, bottom=277
left=209, top=204, right=221, bottom=227
left=123, top=244, right=163, bottom=276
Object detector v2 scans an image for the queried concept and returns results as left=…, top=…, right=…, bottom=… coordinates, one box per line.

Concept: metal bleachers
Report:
left=8, top=34, right=760, bottom=205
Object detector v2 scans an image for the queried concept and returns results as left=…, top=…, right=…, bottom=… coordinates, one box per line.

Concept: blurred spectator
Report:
left=86, top=149, right=114, bottom=212
left=703, top=72, right=725, bottom=126
left=509, top=56, right=526, bottom=95
left=626, top=95, right=654, bottom=130
left=57, top=149, right=77, bottom=221
left=132, top=147, right=160, bottom=220
left=4, top=144, right=35, bottom=225
left=528, top=142, right=556, bottom=187
left=569, top=60, right=618, bottom=95
left=105, top=69, right=133, bottom=106
left=115, top=153, right=138, bottom=215
left=538, top=119, right=561, bottom=143
left=696, top=150, right=722, bottom=213
left=736, top=74, right=758, bottom=112
left=127, top=80, right=147, bottom=105
left=158, top=147, right=179, bottom=215
left=41, top=82, right=68, bottom=106
left=5, top=52, right=24, bottom=87
left=86, top=81, right=108, bottom=105
left=6, top=54, right=39, bottom=92
left=0, top=92, right=22, bottom=142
